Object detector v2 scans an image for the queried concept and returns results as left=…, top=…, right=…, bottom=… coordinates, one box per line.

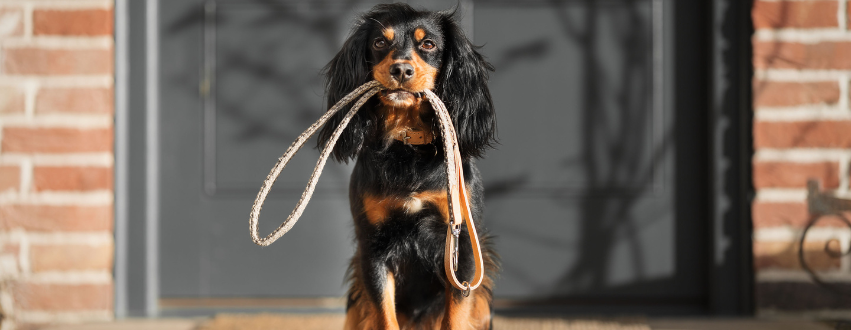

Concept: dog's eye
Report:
left=420, top=40, right=435, bottom=50
left=373, top=38, right=387, bottom=49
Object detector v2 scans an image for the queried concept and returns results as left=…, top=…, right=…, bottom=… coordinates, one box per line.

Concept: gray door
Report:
left=158, top=0, right=709, bottom=311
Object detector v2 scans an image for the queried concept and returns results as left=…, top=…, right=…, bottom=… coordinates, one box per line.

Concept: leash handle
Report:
left=249, top=81, right=381, bottom=246
left=425, top=89, right=486, bottom=294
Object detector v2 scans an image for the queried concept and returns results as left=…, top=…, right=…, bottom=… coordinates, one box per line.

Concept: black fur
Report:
left=317, top=3, right=499, bottom=328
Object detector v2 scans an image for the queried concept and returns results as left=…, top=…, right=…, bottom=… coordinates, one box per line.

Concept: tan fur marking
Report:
left=372, top=50, right=438, bottom=93
left=414, top=28, right=426, bottom=42
left=345, top=277, right=378, bottom=330
left=407, top=51, right=438, bottom=92
left=442, top=287, right=474, bottom=330
left=373, top=51, right=397, bottom=89
left=383, top=28, right=395, bottom=42
left=380, top=101, right=434, bottom=143
left=363, top=194, right=393, bottom=225
left=412, top=190, right=454, bottom=224
left=382, top=271, right=400, bottom=329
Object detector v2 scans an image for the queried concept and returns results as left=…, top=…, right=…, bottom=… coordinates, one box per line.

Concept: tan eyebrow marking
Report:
left=414, top=28, right=426, bottom=42
left=383, top=28, right=395, bottom=41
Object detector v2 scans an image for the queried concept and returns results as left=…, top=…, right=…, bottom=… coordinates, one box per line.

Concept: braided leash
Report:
left=248, top=81, right=484, bottom=295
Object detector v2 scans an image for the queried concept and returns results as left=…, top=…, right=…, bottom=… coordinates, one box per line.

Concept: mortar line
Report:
left=21, top=2, right=30, bottom=40
left=19, top=157, right=31, bottom=194
left=840, top=73, right=850, bottom=114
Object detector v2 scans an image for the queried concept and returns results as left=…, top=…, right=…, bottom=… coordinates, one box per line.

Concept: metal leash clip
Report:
left=461, top=281, right=471, bottom=297
left=451, top=225, right=461, bottom=272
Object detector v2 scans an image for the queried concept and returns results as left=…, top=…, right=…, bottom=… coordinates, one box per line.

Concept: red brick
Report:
left=754, top=121, right=851, bottom=148
left=754, top=240, right=841, bottom=271
left=2, top=243, right=19, bottom=255
left=753, top=202, right=808, bottom=229
left=1, top=127, right=112, bottom=153
left=34, top=9, right=113, bottom=36
left=753, top=0, right=839, bottom=29
left=753, top=81, right=840, bottom=107
left=14, top=283, right=112, bottom=311
left=4, top=48, right=113, bottom=75
left=33, top=166, right=112, bottom=191
left=36, top=87, right=113, bottom=114
left=0, top=8, right=24, bottom=37
left=0, top=86, right=25, bottom=113
left=31, top=244, right=112, bottom=272
left=754, top=161, right=839, bottom=189
left=754, top=41, right=851, bottom=70
left=0, top=205, right=112, bottom=231
left=0, top=165, right=19, bottom=192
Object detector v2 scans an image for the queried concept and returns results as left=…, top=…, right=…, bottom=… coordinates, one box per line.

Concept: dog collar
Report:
left=393, top=129, right=433, bottom=145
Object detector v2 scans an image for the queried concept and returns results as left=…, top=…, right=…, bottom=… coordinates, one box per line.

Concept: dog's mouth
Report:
left=381, top=89, right=422, bottom=99
left=379, top=89, right=424, bottom=107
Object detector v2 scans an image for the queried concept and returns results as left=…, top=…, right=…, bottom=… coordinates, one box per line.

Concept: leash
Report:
left=248, top=81, right=485, bottom=295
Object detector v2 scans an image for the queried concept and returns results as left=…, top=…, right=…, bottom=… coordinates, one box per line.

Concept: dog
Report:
left=316, top=3, right=499, bottom=330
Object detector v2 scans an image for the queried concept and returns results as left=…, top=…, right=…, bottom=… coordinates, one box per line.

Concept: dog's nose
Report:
left=389, top=63, right=415, bottom=82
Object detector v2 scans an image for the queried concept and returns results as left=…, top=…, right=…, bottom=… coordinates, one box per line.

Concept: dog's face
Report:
left=368, top=19, right=443, bottom=108
left=319, top=4, right=497, bottom=161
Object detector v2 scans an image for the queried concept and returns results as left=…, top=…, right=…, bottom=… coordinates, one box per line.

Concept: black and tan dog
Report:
left=318, top=3, right=499, bottom=330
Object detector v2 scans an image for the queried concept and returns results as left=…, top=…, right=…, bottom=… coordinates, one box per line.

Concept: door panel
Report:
left=160, top=0, right=382, bottom=297
left=473, top=1, right=705, bottom=301
left=158, top=0, right=709, bottom=309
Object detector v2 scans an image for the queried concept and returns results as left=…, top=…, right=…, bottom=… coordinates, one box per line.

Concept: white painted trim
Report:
left=114, top=0, right=129, bottom=319
left=26, top=271, right=112, bottom=284
left=754, top=148, right=851, bottom=162
left=756, top=69, right=851, bottom=81
left=145, top=0, right=160, bottom=317
left=755, top=29, right=851, bottom=43
left=755, top=108, right=851, bottom=121
left=840, top=0, right=848, bottom=32
left=0, top=190, right=113, bottom=205
left=755, top=188, right=808, bottom=202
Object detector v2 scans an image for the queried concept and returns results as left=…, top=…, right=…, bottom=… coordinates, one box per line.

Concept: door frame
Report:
left=114, top=0, right=754, bottom=318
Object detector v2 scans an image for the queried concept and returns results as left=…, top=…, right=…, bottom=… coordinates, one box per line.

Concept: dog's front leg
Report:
left=441, top=287, right=492, bottom=330
left=354, top=265, right=399, bottom=330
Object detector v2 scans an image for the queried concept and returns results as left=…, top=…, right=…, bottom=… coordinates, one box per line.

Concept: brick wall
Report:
left=0, top=1, right=114, bottom=328
left=752, top=0, right=851, bottom=312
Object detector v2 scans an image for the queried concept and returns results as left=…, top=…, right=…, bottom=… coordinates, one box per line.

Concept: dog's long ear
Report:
left=436, top=13, right=497, bottom=159
left=317, top=23, right=374, bottom=163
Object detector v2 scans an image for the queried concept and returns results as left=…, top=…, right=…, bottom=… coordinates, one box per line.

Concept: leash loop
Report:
left=424, top=89, right=487, bottom=294
left=249, top=81, right=381, bottom=246
left=248, top=81, right=485, bottom=295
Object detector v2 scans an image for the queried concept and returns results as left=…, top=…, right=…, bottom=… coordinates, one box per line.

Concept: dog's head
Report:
left=318, top=3, right=496, bottom=162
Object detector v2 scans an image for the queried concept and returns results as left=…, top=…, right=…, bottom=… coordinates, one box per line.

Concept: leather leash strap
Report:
left=424, top=89, right=485, bottom=295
